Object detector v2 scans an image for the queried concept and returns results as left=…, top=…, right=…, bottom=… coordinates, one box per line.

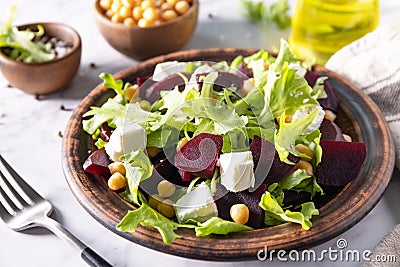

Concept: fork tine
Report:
left=0, top=169, right=32, bottom=208
left=0, top=196, right=13, bottom=221
left=0, top=182, right=18, bottom=216
left=0, top=155, right=43, bottom=203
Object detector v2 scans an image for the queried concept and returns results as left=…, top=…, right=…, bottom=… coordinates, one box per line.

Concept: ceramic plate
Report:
left=62, top=48, right=395, bottom=261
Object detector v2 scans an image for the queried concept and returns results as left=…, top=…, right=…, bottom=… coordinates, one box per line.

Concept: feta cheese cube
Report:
left=174, top=183, right=218, bottom=223
left=219, top=151, right=255, bottom=192
left=105, top=123, right=146, bottom=162
left=292, top=105, right=325, bottom=134
left=153, top=61, right=187, bottom=81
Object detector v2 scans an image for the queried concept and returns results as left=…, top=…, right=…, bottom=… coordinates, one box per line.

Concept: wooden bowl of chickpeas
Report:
left=94, top=0, right=198, bottom=60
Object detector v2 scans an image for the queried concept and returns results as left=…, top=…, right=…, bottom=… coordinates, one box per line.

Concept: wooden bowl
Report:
left=93, top=0, right=198, bottom=61
left=62, top=48, right=395, bottom=261
left=0, top=23, right=81, bottom=95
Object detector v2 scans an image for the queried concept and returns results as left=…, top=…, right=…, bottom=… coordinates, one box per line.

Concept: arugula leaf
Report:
left=117, top=203, right=183, bottom=244
left=99, top=73, right=129, bottom=96
left=239, top=0, right=291, bottom=29
left=259, top=192, right=319, bottom=230
left=195, top=217, right=253, bottom=237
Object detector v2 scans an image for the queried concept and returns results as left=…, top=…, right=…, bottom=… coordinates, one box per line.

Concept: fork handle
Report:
left=81, top=247, right=113, bottom=267
left=38, top=217, right=112, bottom=267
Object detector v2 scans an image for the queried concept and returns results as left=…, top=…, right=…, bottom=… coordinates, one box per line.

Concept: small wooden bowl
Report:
left=62, top=49, right=395, bottom=261
left=0, top=22, right=81, bottom=95
left=93, top=0, right=198, bottom=61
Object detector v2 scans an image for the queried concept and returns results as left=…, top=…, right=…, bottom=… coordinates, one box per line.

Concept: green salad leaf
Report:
left=117, top=203, right=183, bottom=244
left=195, top=217, right=253, bottom=237
left=259, top=192, right=319, bottom=230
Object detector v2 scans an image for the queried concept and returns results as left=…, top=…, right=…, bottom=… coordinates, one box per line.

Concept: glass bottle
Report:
left=289, top=0, right=380, bottom=65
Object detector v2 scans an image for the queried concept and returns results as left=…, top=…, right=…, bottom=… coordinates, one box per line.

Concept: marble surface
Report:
left=0, top=0, right=400, bottom=266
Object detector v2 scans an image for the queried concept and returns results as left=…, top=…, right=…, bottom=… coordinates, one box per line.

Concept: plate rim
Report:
left=62, top=48, right=395, bottom=261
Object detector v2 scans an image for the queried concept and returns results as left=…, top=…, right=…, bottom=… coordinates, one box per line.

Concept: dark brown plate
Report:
left=62, top=48, right=395, bottom=261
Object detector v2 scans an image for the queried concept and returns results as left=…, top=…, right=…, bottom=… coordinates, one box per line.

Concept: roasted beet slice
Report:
left=236, top=63, right=253, bottom=79
left=83, top=148, right=111, bottom=176
left=282, top=191, right=311, bottom=207
left=250, top=136, right=300, bottom=186
left=214, top=183, right=267, bottom=229
left=304, top=70, right=339, bottom=113
left=175, top=133, right=223, bottom=179
left=316, top=141, right=366, bottom=187
left=100, top=122, right=113, bottom=142
left=139, top=73, right=191, bottom=103
left=320, top=119, right=345, bottom=141
left=196, top=71, right=245, bottom=92
left=153, top=159, right=190, bottom=186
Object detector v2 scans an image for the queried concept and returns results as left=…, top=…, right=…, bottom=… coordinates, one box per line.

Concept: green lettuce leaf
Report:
left=259, top=192, right=319, bottom=230
left=99, top=73, right=131, bottom=96
left=117, top=203, right=182, bottom=244
left=195, top=217, right=253, bottom=237
left=120, top=150, right=153, bottom=205
left=274, top=110, right=319, bottom=164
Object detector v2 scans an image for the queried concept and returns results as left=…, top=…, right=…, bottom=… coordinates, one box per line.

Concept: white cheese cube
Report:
left=153, top=61, right=187, bottom=81
left=174, top=183, right=218, bottom=223
left=105, top=123, right=146, bottom=162
left=219, top=151, right=255, bottom=192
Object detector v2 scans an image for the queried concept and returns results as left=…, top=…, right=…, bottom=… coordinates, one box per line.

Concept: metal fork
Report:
left=0, top=154, right=113, bottom=267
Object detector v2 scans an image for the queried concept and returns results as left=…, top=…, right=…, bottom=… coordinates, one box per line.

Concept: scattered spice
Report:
left=60, top=105, right=73, bottom=111
left=57, top=131, right=63, bottom=138
left=34, top=94, right=42, bottom=101
left=89, top=62, right=97, bottom=69
left=208, top=13, right=214, bottom=19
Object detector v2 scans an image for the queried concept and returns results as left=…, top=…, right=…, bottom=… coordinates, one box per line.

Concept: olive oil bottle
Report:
left=289, top=0, right=379, bottom=65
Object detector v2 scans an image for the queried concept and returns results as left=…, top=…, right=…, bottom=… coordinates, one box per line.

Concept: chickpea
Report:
left=157, top=180, right=176, bottom=198
left=119, top=6, right=131, bottom=19
left=167, top=0, right=178, bottom=6
left=100, top=0, right=113, bottom=10
left=160, top=2, right=172, bottom=11
left=141, top=0, right=155, bottom=9
left=176, top=137, right=189, bottom=151
left=108, top=172, right=127, bottom=190
left=110, top=2, right=121, bottom=13
left=161, top=9, right=178, bottom=21
left=143, top=7, right=160, bottom=22
left=294, top=160, right=314, bottom=176
left=132, top=6, right=144, bottom=21
left=138, top=18, right=151, bottom=27
left=157, top=199, right=175, bottom=218
left=324, top=109, right=337, bottom=121
left=148, top=194, right=163, bottom=209
left=108, top=162, right=126, bottom=176
left=124, top=84, right=139, bottom=101
left=295, top=144, right=314, bottom=161
left=174, top=0, right=190, bottom=14
left=121, top=0, right=134, bottom=8
left=105, top=9, right=114, bottom=18
left=147, top=146, right=160, bottom=158
left=230, top=204, right=249, bottom=225
left=111, top=13, right=123, bottom=23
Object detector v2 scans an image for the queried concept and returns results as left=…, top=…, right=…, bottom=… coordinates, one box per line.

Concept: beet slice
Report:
left=250, top=136, right=300, bottom=186
left=83, top=148, right=111, bottom=176
left=214, top=183, right=267, bottom=229
left=315, top=141, right=366, bottom=187
left=320, top=119, right=345, bottom=141
left=304, top=70, right=339, bottom=113
left=235, top=63, right=253, bottom=79
left=175, top=133, right=223, bottom=179
left=196, top=71, right=245, bottom=92
left=100, top=122, right=113, bottom=142
left=139, top=73, right=191, bottom=103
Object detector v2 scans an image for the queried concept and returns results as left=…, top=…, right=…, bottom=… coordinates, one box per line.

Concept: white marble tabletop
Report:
left=1, top=0, right=400, bottom=266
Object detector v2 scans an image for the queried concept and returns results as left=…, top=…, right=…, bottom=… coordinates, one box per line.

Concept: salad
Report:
left=82, top=40, right=366, bottom=244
